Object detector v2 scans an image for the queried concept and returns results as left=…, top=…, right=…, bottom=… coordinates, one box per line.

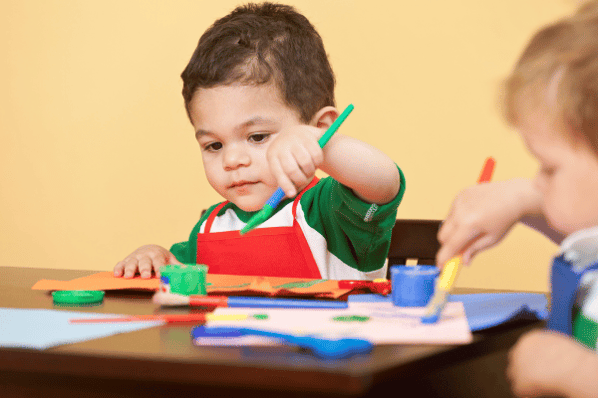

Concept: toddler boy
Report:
left=114, top=3, right=404, bottom=280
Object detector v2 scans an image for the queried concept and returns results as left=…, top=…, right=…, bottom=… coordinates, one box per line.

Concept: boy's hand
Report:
left=436, top=179, right=541, bottom=267
left=267, top=125, right=324, bottom=198
left=506, top=330, right=595, bottom=397
left=114, top=244, right=182, bottom=279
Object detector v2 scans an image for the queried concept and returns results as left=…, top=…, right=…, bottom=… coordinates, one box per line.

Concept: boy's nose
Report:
left=223, top=145, right=251, bottom=170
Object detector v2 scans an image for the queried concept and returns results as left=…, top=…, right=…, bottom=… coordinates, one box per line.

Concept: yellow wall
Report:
left=1, top=0, right=579, bottom=292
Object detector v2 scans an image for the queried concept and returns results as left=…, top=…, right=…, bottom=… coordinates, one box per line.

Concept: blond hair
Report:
left=504, top=1, right=598, bottom=151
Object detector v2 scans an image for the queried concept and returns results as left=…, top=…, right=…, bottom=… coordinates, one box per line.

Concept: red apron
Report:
left=196, top=179, right=322, bottom=278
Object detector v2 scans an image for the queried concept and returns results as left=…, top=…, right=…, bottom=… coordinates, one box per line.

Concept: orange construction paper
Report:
left=32, top=272, right=159, bottom=291
left=31, top=272, right=352, bottom=299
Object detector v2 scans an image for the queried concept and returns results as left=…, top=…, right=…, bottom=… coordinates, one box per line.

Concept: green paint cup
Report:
left=159, top=264, right=208, bottom=296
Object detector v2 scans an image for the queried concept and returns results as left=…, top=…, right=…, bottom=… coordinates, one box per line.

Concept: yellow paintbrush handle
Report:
left=437, top=255, right=463, bottom=291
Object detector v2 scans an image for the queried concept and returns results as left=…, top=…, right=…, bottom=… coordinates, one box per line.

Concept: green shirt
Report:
left=560, top=227, right=598, bottom=350
left=171, top=167, right=405, bottom=279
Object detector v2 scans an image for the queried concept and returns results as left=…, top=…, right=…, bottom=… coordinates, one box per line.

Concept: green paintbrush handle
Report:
left=317, top=103, right=354, bottom=147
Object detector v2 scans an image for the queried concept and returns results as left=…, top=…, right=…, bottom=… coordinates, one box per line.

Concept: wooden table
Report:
left=0, top=267, right=544, bottom=398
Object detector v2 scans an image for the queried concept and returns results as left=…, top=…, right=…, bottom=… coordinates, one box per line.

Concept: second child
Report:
left=437, top=2, right=598, bottom=397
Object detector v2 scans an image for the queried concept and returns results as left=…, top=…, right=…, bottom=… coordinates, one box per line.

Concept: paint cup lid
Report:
left=52, top=290, right=105, bottom=306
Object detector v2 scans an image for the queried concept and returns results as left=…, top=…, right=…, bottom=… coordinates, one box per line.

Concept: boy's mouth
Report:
left=229, top=180, right=257, bottom=189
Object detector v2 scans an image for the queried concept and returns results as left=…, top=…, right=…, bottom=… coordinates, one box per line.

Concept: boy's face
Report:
left=518, top=105, right=598, bottom=235
left=188, top=83, right=304, bottom=212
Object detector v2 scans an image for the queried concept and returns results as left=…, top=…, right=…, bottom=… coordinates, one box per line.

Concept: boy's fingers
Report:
left=270, top=157, right=296, bottom=197
left=166, top=253, right=183, bottom=265
left=436, top=228, right=461, bottom=267
left=437, top=218, right=456, bottom=244
left=153, top=263, right=165, bottom=277
left=154, top=253, right=182, bottom=277
left=437, top=206, right=456, bottom=243
left=279, top=153, right=308, bottom=190
left=437, top=228, right=481, bottom=267
left=122, top=258, right=139, bottom=279
left=137, top=257, right=154, bottom=279
left=293, top=147, right=316, bottom=178
left=306, top=139, right=324, bottom=166
left=114, top=261, right=125, bottom=277
left=462, top=234, right=497, bottom=265
left=436, top=249, right=453, bottom=269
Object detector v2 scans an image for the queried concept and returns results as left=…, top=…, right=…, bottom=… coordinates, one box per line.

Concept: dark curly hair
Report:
left=181, top=2, right=335, bottom=123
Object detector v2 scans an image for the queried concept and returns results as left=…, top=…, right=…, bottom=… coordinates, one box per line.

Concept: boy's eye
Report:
left=248, top=133, right=270, bottom=143
left=204, top=142, right=223, bottom=152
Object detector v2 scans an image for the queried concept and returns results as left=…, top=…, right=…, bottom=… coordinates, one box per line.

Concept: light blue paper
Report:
left=0, top=308, right=164, bottom=350
left=348, top=293, right=548, bottom=331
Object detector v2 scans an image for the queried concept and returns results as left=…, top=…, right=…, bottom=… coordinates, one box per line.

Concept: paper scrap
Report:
left=0, top=308, right=162, bottom=350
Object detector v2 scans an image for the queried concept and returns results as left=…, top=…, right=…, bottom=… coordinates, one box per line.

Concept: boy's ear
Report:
left=310, top=106, right=339, bottom=129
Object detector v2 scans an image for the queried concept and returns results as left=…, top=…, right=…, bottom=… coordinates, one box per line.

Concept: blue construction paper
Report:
left=348, top=293, right=548, bottom=331
left=0, top=308, right=164, bottom=350
left=448, top=293, right=548, bottom=331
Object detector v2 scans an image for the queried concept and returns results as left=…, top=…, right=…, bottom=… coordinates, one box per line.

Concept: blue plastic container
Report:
left=390, top=265, right=439, bottom=307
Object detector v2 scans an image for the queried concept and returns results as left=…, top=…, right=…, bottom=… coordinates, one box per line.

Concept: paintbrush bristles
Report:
left=152, top=292, right=192, bottom=306
left=240, top=206, right=272, bottom=235
left=423, top=289, right=448, bottom=317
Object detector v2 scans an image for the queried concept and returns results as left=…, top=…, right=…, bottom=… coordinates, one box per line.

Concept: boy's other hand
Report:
left=506, top=330, right=595, bottom=397
left=267, top=125, right=324, bottom=198
left=113, top=244, right=182, bottom=279
left=436, top=179, right=540, bottom=267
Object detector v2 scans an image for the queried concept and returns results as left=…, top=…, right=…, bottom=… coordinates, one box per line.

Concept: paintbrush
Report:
left=192, top=325, right=373, bottom=359
left=421, top=157, right=496, bottom=324
left=153, top=291, right=348, bottom=309
left=69, top=313, right=250, bottom=324
left=240, top=104, right=355, bottom=235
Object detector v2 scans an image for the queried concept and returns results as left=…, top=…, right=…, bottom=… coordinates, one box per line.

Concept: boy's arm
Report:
left=169, top=204, right=219, bottom=264
left=300, top=170, right=405, bottom=279
left=267, top=123, right=400, bottom=205
left=319, top=134, right=401, bottom=205
left=520, top=213, right=566, bottom=245
left=436, top=178, right=565, bottom=267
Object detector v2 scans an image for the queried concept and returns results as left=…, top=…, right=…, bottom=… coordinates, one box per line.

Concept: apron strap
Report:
left=205, top=177, right=320, bottom=232
left=204, top=201, right=229, bottom=233
left=292, top=177, right=319, bottom=219
left=548, top=255, right=598, bottom=335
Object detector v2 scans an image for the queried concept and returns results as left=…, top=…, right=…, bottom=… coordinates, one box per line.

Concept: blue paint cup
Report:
left=390, top=265, right=439, bottom=307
